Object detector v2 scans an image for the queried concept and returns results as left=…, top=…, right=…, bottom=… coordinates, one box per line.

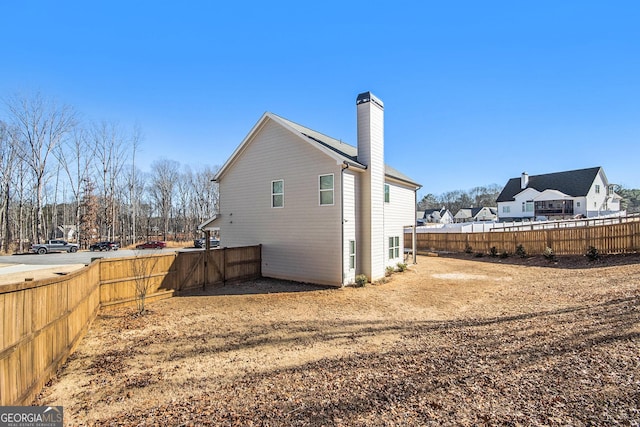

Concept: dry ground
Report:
left=35, top=254, right=640, bottom=426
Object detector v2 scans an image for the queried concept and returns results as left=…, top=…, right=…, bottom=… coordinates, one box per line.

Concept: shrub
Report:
left=500, top=251, right=510, bottom=259
left=396, top=262, right=408, bottom=272
left=385, top=266, right=395, bottom=277
left=474, top=252, right=484, bottom=258
left=586, top=246, right=600, bottom=261
left=354, top=274, right=368, bottom=287
left=464, top=245, right=473, bottom=254
left=515, top=244, right=527, bottom=258
left=490, top=246, right=498, bottom=257
left=543, top=246, right=555, bottom=261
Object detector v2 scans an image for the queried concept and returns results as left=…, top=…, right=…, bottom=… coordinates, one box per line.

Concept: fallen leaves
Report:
left=33, top=255, right=640, bottom=426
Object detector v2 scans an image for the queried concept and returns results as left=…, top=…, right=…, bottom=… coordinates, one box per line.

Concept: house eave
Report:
left=198, top=215, right=220, bottom=231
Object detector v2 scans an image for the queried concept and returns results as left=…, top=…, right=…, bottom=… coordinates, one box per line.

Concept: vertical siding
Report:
left=219, top=119, right=343, bottom=286
left=384, top=181, right=416, bottom=266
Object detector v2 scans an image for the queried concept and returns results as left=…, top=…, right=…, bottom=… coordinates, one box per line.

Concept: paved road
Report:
left=0, top=248, right=200, bottom=267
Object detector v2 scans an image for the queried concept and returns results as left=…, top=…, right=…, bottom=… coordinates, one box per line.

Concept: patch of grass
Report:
left=354, top=274, right=368, bottom=287
left=586, top=246, right=600, bottom=261
left=385, top=266, right=395, bottom=277
left=543, top=246, right=556, bottom=261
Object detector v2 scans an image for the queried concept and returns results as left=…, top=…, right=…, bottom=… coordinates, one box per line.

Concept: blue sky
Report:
left=1, top=1, right=638, bottom=197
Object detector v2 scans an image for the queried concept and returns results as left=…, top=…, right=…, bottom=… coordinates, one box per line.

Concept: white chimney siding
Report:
left=521, top=172, right=529, bottom=189
left=356, top=92, right=386, bottom=282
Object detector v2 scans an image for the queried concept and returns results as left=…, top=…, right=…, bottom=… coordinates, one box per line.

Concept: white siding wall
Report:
left=384, top=181, right=416, bottom=267
left=574, top=197, right=588, bottom=216
left=500, top=188, right=540, bottom=219
left=586, top=172, right=608, bottom=216
left=357, top=98, right=385, bottom=281
left=218, top=119, right=343, bottom=286
left=342, top=171, right=357, bottom=285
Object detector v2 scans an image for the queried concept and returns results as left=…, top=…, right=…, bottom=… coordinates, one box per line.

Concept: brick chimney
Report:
left=356, top=91, right=385, bottom=282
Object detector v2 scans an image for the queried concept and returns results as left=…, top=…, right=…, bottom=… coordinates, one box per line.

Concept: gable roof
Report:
left=496, top=167, right=602, bottom=202
left=215, top=112, right=420, bottom=188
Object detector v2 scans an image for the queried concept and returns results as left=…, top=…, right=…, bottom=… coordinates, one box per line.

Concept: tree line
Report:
left=418, top=184, right=503, bottom=215
left=0, top=92, right=219, bottom=253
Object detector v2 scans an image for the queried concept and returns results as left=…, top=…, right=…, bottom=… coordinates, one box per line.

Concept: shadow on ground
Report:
left=178, top=277, right=332, bottom=296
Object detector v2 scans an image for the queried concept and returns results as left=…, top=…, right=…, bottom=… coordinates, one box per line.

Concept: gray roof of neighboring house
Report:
left=273, top=114, right=421, bottom=188
left=496, top=167, right=602, bottom=202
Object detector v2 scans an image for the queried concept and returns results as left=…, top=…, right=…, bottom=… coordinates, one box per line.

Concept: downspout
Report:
left=413, top=189, right=418, bottom=264
left=340, top=162, right=347, bottom=286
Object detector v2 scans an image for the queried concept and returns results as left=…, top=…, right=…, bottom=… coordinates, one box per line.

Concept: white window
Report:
left=525, top=202, right=533, bottom=212
left=595, top=185, right=600, bottom=194
left=502, top=206, right=511, bottom=213
left=319, top=174, right=334, bottom=206
left=388, top=236, right=400, bottom=260
left=271, top=180, right=284, bottom=208
left=384, top=184, right=390, bottom=203
left=577, top=202, right=581, bottom=207
left=349, top=240, right=356, bottom=269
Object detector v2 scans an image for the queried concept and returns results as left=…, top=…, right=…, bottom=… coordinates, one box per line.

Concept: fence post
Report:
left=222, top=247, right=227, bottom=285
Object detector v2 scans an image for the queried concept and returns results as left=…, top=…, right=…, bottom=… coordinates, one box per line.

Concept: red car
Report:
left=135, top=241, right=167, bottom=249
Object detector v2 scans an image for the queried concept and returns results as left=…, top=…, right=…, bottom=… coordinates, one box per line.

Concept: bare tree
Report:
left=190, top=165, right=219, bottom=227
left=131, top=251, right=159, bottom=315
left=55, top=127, right=95, bottom=246
left=5, top=93, right=77, bottom=243
left=149, top=159, right=180, bottom=241
left=126, top=125, right=143, bottom=246
left=0, top=121, right=19, bottom=251
left=92, top=121, right=127, bottom=241
left=79, top=178, right=98, bottom=249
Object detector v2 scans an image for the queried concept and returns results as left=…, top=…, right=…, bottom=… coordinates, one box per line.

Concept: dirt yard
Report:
left=35, top=254, right=640, bottom=426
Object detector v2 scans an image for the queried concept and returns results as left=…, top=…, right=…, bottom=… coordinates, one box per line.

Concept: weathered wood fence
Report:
left=0, top=245, right=261, bottom=406
left=407, top=221, right=640, bottom=256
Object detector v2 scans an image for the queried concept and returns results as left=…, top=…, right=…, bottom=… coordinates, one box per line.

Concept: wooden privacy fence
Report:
left=407, top=221, right=640, bottom=256
left=0, top=245, right=261, bottom=406
left=0, top=263, right=101, bottom=406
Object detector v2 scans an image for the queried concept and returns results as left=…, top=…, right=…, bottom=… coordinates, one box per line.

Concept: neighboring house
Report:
left=201, top=92, right=421, bottom=286
left=53, top=225, right=77, bottom=241
left=421, top=207, right=454, bottom=224
left=454, top=207, right=498, bottom=223
left=496, top=167, right=622, bottom=221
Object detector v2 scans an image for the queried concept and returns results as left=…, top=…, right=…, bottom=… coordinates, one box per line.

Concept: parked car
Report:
left=135, top=241, right=167, bottom=249
left=194, top=237, right=220, bottom=248
left=30, top=240, right=79, bottom=254
left=89, top=241, right=120, bottom=251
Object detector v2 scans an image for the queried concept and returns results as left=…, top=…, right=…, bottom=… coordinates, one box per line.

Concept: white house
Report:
left=496, top=167, right=622, bottom=221
left=454, top=207, right=498, bottom=223
left=420, top=207, right=454, bottom=224
left=202, top=92, right=421, bottom=286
